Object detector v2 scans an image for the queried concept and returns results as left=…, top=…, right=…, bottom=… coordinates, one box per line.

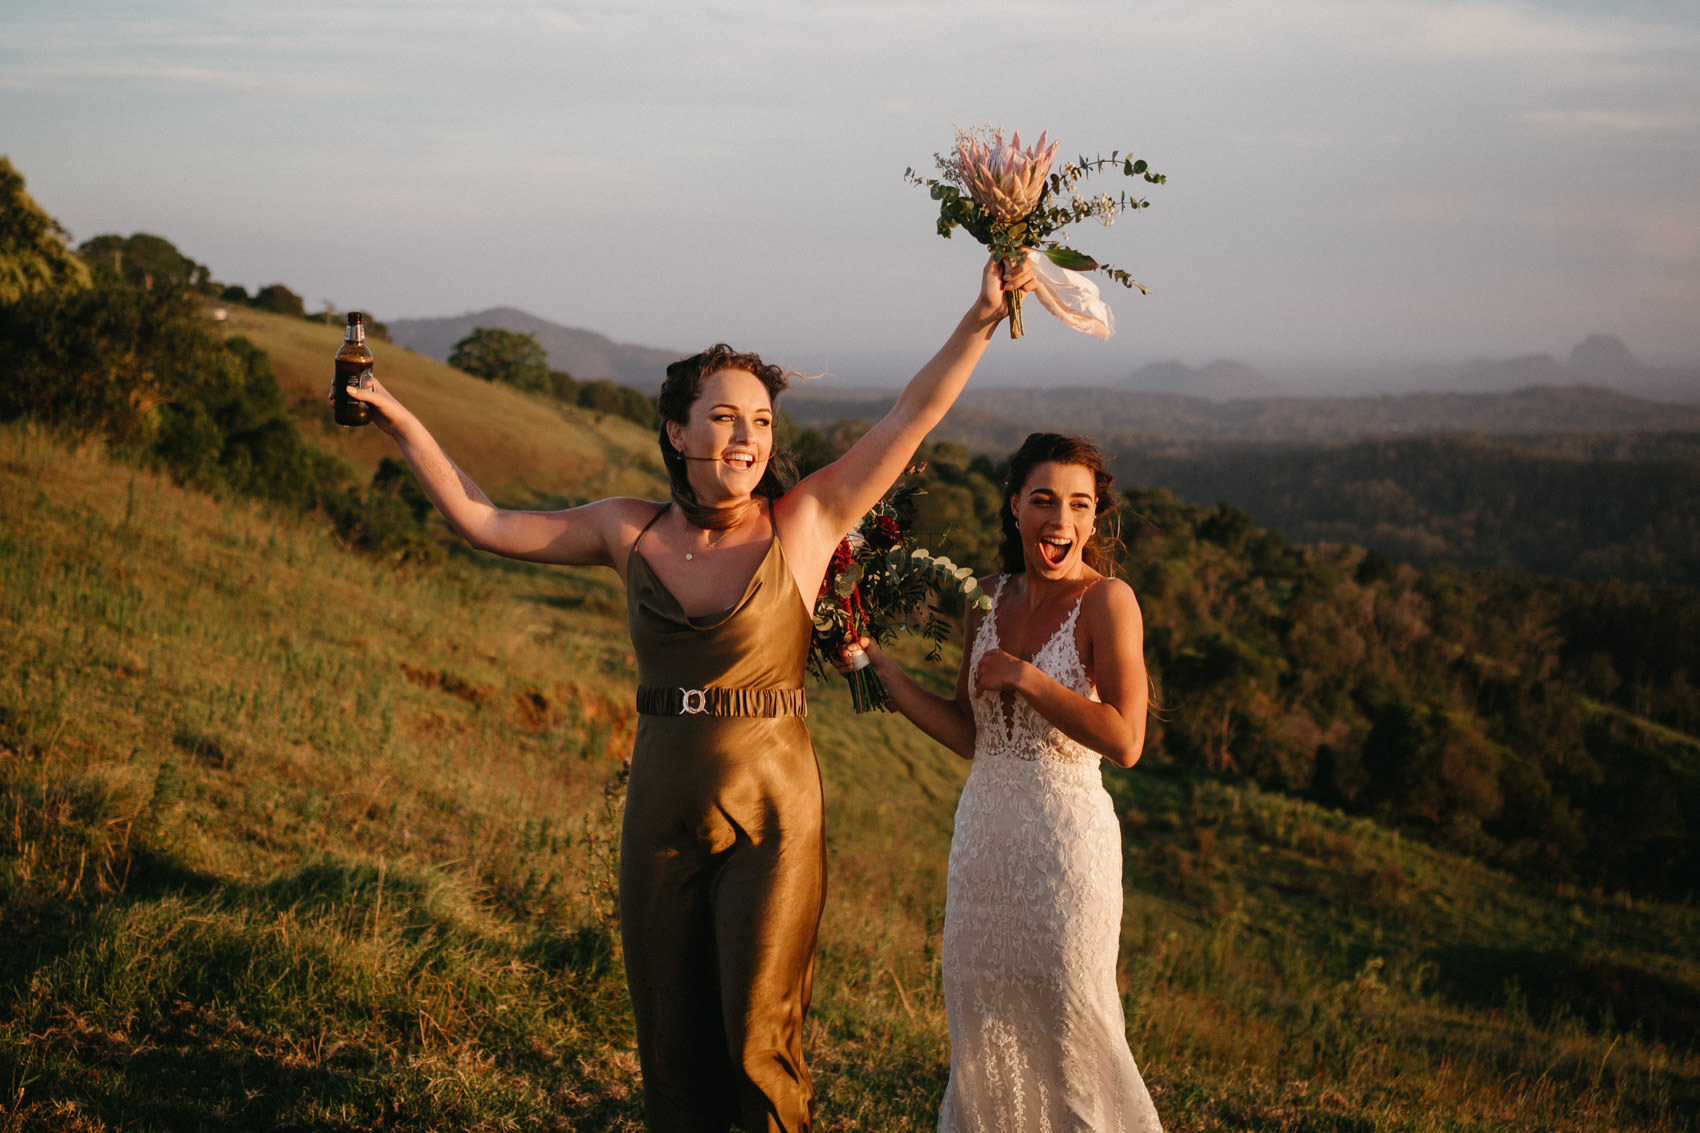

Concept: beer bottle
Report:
left=333, top=311, right=375, bottom=427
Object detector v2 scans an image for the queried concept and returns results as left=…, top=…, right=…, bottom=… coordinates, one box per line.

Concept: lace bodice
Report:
left=967, top=576, right=1103, bottom=778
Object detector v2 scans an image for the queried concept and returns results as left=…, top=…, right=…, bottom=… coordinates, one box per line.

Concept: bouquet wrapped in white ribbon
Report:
left=906, top=126, right=1166, bottom=338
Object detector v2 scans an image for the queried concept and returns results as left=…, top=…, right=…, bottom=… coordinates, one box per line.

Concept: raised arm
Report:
left=339, top=375, right=648, bottom=568
left=975, top=579, right=1149, bottom=767
left=776, top=257, right=1032, bottom=575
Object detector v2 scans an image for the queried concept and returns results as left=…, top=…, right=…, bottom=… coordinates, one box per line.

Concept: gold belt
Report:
left=635, top=685, right=808, bottom=718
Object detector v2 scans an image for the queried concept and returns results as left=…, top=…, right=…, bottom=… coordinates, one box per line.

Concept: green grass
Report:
left=2, top=420, right=1696, bottom=1131
left=225, top=306, right=666, bottom=505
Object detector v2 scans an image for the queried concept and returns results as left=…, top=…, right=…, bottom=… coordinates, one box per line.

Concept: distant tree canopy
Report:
left=576, top=378, right=654, bottom=427
left=77, top=232, right=209, bottom=293
left=450, top=326, right=550, bottom=393
left=253, top=283, right=306, bottom=318
left=0, top=155, right=92, bottom=304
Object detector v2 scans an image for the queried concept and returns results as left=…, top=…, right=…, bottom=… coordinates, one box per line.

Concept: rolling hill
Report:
left=218, top=305, right=668, bottom=505
left=387, top=307, right=684, bottom=390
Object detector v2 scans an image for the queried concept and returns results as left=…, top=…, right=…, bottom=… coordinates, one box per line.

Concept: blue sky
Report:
left=4, top=0, right=1697, bottom=388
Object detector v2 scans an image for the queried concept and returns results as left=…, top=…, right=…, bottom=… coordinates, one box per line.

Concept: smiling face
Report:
left=1010, top=461, right=1098, bottom=579
left=664, top=368, right=775, bottom=506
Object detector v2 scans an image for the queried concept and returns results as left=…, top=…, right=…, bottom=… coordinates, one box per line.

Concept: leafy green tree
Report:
left=576, top=378, right=653, bottom=426
left=546, top=369, right=579, bottom=403
left=450, top=326, right=550, bottom=393
left=77, top=232, right=208, bottom=292
left=0, top=155, right=92, bottom=304
left=253, top=283, right=306, bottom=318
left=0, top=282, right=212, bottom=444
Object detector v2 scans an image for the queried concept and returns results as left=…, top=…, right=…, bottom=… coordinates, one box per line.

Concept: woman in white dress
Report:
left=845, top=432, right=1162, bottom=1133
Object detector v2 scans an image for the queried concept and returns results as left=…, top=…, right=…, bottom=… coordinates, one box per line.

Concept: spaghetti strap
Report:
left=632, top=501, right=671, bottom=554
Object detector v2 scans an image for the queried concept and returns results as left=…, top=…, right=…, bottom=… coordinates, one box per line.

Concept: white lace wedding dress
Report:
left=938, top=577, right=1163, bottom=1133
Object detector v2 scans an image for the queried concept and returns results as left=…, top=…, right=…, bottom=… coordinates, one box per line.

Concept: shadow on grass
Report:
left=2, top=857, right=638, bottom=1132
left=1431, top=943, right=1700, bottom=1051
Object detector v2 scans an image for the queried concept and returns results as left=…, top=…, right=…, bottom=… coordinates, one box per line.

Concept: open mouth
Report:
left=722, top=452, right=757, bottom=471
left=1038, top=536, right=1072, bottom=567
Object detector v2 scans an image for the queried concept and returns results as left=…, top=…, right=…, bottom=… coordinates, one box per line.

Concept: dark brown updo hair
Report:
left=997, top=432, right=1121, bottom=575
left=657, top=344, right=797, bottom=522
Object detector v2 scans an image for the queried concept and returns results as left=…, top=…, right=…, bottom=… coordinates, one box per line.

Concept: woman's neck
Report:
left=675, top=490, right=759, bottom=531
left=1013, top=566, right=1094, bottom=610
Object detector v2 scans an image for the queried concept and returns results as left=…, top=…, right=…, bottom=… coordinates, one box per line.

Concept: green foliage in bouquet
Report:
left=905, top=126, right=1165, bottom=334
left=811, top=472, right=993, bottom=712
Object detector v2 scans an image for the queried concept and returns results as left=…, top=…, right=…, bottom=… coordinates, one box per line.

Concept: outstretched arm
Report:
left=778, top=256, right=1032, bottom=573
left=975, top=580, right=1149, bottom=767
left=337, top=375, right=643, bottom=567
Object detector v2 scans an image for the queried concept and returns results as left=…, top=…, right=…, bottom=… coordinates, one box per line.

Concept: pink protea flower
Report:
left=957, top=129, right=1061, bottom=223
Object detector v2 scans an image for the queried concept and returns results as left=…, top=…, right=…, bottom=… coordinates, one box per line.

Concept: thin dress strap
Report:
left=632, top=502, right=671, bottom=554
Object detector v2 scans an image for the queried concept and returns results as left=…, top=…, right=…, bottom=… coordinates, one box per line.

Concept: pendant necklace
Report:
left=684, top=524, right=731, bottom=561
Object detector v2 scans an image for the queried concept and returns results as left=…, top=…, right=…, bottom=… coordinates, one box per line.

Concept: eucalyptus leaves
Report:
left=906, top=126, right=1166, bottom=338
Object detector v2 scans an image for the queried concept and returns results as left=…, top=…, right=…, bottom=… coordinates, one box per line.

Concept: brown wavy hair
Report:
left=997, top=433, right=1122, bottom=575
left=657, top=344, right=797, bottom=522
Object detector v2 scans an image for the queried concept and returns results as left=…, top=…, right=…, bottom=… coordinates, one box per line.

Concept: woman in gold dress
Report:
left=339, top=256, right=1031, bottom=1132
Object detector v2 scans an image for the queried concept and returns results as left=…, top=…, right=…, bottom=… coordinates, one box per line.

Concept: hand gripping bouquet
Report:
left=810, top=468, right=993, bottom=713
left=906, top=126, right=1165, bottom=339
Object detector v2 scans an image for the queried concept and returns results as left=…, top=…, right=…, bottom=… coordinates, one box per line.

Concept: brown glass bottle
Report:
left=333, top=312, right=375, bottom=426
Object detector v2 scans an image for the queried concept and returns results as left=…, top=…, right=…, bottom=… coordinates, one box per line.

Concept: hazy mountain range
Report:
left=1127, top=334, right=1698, bottom=403
left=387, top=308, right=1699, bottom=443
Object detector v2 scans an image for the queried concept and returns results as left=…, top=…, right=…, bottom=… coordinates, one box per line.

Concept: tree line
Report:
left=447, top=325, right=652, bottom=427
left=1111, top=434, right=1700, bottom=588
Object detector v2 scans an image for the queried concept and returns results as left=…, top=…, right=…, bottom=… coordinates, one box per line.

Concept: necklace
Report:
left=684, top=524, right=732, bottom=561
left=675, top=497, right=758, bottom=560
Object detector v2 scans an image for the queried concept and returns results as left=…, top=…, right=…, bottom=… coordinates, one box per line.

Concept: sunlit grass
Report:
left=2, top=421, right=1696, bottom=1132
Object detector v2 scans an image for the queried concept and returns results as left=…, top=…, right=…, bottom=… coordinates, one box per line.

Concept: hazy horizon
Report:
left=5, top=1, right=1697, bottom=388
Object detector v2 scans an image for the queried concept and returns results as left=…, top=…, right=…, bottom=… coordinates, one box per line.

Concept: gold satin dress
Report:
left=621, top=513, right=824, bottom=1133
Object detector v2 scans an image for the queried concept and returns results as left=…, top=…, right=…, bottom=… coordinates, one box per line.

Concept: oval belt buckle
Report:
left=679, top=688, right=709, bottom=715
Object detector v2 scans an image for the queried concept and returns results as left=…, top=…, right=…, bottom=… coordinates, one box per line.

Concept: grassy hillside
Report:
left=3, top=422, right=1697, bottom=1131
left=220, top=307, right=667, bottom=506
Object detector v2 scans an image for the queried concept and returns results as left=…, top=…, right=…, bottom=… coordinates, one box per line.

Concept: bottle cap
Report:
left=346, top=311, right=363, bottom=325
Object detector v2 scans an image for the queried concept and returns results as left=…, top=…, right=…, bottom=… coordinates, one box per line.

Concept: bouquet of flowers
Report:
left=811, top=467, right=993, bottom=713
left=905, top=126, right=1165, bottom=338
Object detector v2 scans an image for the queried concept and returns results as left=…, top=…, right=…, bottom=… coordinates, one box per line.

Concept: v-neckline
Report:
left=631, top=538, right=776, bottom=625
left=989, top=575, right=1093, bottom=665
left=978, top=576, right=1094, bottom=749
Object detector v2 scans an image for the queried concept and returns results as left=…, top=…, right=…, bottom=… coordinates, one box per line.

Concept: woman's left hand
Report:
left=975, top=648, right=1030, bottom=695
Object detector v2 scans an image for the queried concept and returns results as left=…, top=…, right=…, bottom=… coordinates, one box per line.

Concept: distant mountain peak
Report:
left=1568, top=334, right=1648, bottom=382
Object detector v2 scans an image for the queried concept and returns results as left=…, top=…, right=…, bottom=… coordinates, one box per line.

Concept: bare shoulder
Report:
left=594, top=495, right=668, bottom=531
left=583, top=496, right=668, bottom=565
left=1082, top=576, right=1142, bottom=632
